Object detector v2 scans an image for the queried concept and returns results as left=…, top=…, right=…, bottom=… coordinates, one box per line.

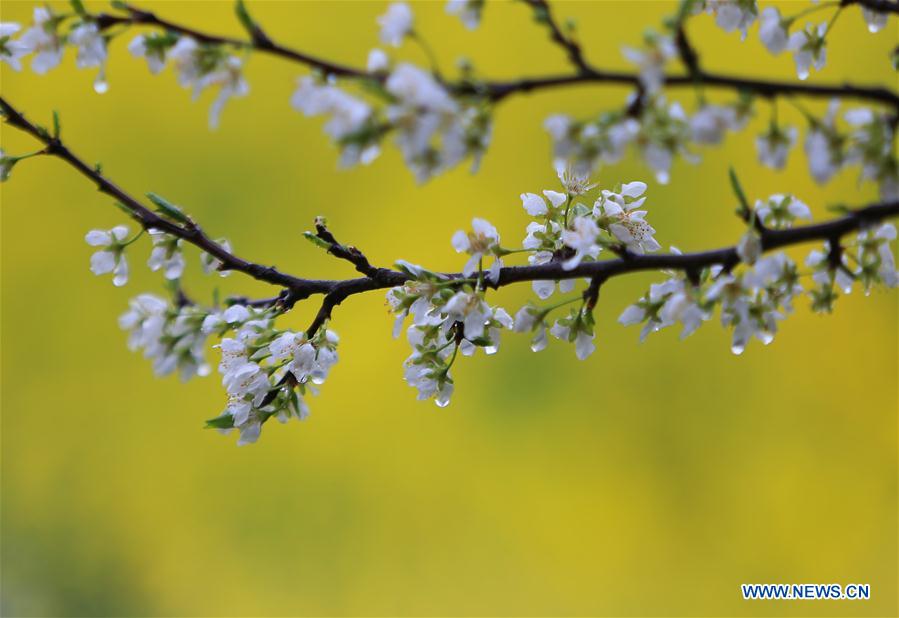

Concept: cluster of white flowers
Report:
left=706, top=1, right=890, bottom=81
left=4, top=0, right=895, bottom=187
left=806, top=222, right=898, bottom=311
left=121, top=291, right=343, bottom=446
left=387, top=260, right=513, bottom=407
left=156, top=37, right=249, bottom=129
left=85, top=226, right=132, bottom=286
left=616, top=197, right=897, bottom=354
left=384, top=63, right=492, bottom=182
left=445, top=0, right=485, bottom=31
left=547, top=96, right=751, bottom=185
left=119, top=293, right=211, bottom=381
left=1, top=7, right=249, bottom=126
left=754, top=100, right=899, bottom=201
left=204, top=306, right=339, bottom=445
left=1, top=7, right=107, bottom=90
left=699, top=0, right=758, bottom=40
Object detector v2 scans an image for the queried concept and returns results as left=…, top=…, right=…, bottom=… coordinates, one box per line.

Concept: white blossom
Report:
left=201, top=239, right=232, bottom=277
left=622, top=33, right=676, bottom=93
left=441, top=290, right=492, bottom=339
left=706, top=0, right=758, bottom=39
left=561, top=216, right=601, bottom=270
left=594, top=182, right=661, bottom=254
left=291, top=76, right=377, bottom=166
left=754, top=194, right=811, bottom=229
left=19, top=7, right=63, bottom=74
left=637, top=98, right=694, bottom=184
left=147, top=230, right=185, bottom=280
left=788, top=23, right=827, bottom=80
left=856, top=222, right=898, bottom=290
left=756, top=123, right=797, bottom=170
left=452, top=218, right=501, bottom=282
left=736, top=229, right=762, bottom=264
left=127, top=33, right=170, bottom=74
left=758, top=6, right=789, bottom=55
left=806, top=243, right=855, bottom=295
left=446, top=0, right=483, bottom=30
left=120, top=294, right=211, bottom=381
left=690, top=104, right=741, bottom=144
left=384, top=63, right=474, bottom=181
left=167, top=37, right=249, bottom=128
left=0, top=23, right=29, bottom=71
left=69, top=21, right=108, bottom=92
left=805, top=100, right=842, bottom=184
left=549, top=315, right=596, bottom=360
left=378, top=2, right=413, bottom=47
left=85, top=225, right=130, bottom=286
left=366, top=48, right=389, bottom=73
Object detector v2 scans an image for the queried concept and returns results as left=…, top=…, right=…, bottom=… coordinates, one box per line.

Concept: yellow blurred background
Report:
left=1, top=1, right=896, bottom=616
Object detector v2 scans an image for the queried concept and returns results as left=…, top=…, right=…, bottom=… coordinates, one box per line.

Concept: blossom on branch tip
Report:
left=561, top=216, right=601, bottom=270
left=167, top=37, right=249, bottom=129
left=0, top=23, right=29, bottom=71
left=622, top=32, right=676, bottom=94
left=690, top=104, right=743, bottom=145
left=85, top=225, right=130, bottom=286
left=120, top=294, right=211, bottom=381
left=69, top=21, right=108, bottom=93
left=452, top=218, right=502, bottom=282
left=291, top=76, right=379, bottom=167
left=758, top=7, right=789, bottom=55
left=705, top=0, right=758, bottom=40
left=755, top=122, right=797, bottom=170
left=594, top=182, right=661, bottom=254
left=753, top=194, right=811, bottom=229
left=366, top=48, right=389, bottom=73
left=19, top=7, right=63, bottom=74
left=128, top=33, right=174, bottom=74
left=446, top=0, right=484, bottom=30
left=378, top=2, right=414, bottom=47
left=550, top=308, right=596, bottom=360
left=201, top=239, right=233, bottom=277
left=619, top=276, right=707, bottom=342
left=148, top=230, right=185, bottom=280
left=788, top=23, right=827, bottom=81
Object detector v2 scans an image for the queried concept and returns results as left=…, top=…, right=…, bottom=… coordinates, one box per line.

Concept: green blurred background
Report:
left=1, top=1, right=896, bottom=616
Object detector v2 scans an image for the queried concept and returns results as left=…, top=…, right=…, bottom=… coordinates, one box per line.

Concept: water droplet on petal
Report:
left=94, top=79, right=108, bottom=94
left=731, top=343, right=745, bottom=355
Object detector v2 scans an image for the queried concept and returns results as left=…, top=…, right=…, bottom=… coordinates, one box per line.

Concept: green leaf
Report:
left=110, top=0, right=129, bottom=10
left=235, top=0, right=255, bottom=34
left=205, top=414, right=234, bottom=429
left=303, top=231, right=332, bottom=250
left=70, top=0, right=87, bottom=15
left=52, top=110, right=61, bottom=138
left=146, top=192, right=191, bottom=224
left=728, top=167, right=751, bottom=217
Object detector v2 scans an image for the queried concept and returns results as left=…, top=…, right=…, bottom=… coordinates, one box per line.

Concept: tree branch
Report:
left=88, top=1, right=899, bottom=111
left=843, top=0, right=899, bottom=15
left=3, top=97, right=897, bottom=336
left=0, top=95, right=322, bottom=294
left=524, top=0, right=592, bottom=74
